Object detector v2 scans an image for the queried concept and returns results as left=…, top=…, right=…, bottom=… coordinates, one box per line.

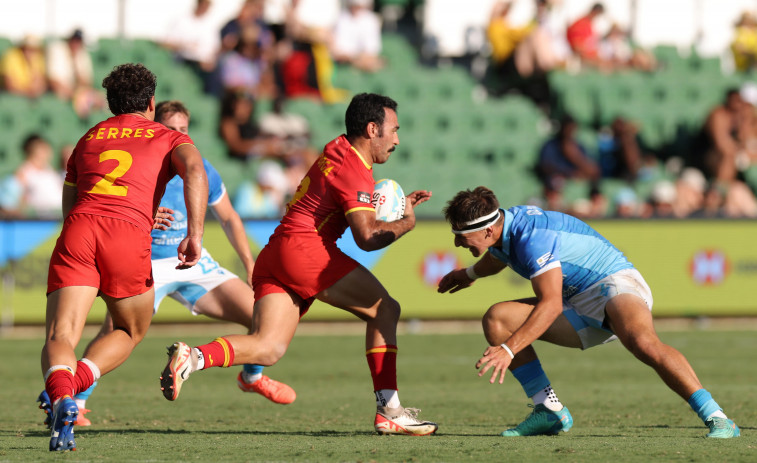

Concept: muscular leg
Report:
left=482, top=297, right=578, bottom=435
left=194, top=265, right=396, bottom=365
left=316, top=264, right=399, bottom=350
left=83, top=289, right=154, bottom=376
left=195, top=279, right=297, bottom=404
left=42, top=286, right=99, bottom=373
left=193, top=278, right=254, bottom=329
left=604, top=293, right=702, bottom=401
left=313, top=265, right=436, bottom=433
left=482, top=297, right=582, bottom=370
left=222, top=291, right=302, bottom=365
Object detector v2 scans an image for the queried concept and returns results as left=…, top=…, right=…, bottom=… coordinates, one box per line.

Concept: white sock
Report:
left=375, top=389, right=401, bottom=408
left=242, top=372, right=262, bottom=384
left=74, top=398, right=86, bottom=410
left=706, top=410, right=728, bottom=420
left=193, top=348, right=204, bottom=371
left=44, top=365, right=74, bottom=381
left=532, top=386, right=563, bottom=411
left=80, top=358, right=101, bottom=381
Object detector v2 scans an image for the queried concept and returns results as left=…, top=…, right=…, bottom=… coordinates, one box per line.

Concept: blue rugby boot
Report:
left=706, top=417, right=740, bottom=438
left=37, top=390, right=52, bottom=428
left=49, top=396, right=78, bottom=451
left=501, top=404, right=573, bottom=436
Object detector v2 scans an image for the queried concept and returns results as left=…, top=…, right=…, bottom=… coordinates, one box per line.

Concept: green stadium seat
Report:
left=652, top=45, right=691, bottom=73
left=381, top=34, right=418, bottom=70
left=560, top=179, right=592, bottom=204
left=184, top=95, right=218, bottom=135
left=0, top=37, right=13, bottom=56
left=744, top=165, right=757, bottom=192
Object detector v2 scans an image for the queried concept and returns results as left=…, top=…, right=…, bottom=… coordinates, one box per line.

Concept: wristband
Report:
left=500, top=343, right=515, bottom=359
left=465, top=266, right=479, bottom=280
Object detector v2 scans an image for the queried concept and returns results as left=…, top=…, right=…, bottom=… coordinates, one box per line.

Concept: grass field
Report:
left=1, top=324, right=755, bottom=462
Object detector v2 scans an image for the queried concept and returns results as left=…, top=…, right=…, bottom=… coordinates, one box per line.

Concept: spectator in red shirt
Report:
left=566, top=3, right=605, bottom=68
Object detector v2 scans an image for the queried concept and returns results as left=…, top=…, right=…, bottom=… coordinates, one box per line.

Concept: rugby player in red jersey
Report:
left=160, top=93, right=438, bottom=435
left=41, top=63, right=208, bottom=451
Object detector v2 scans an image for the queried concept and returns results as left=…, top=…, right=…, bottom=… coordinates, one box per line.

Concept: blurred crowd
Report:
left=484, top=1, right=656, bottom=110
left=2, top=0, right=757, bottom=220
left=0, top=0, right=388, bottom=219
left=533, top=84, right=757, bottom=219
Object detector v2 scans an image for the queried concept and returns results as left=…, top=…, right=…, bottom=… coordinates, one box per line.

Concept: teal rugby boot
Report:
left=501, top=404, right=573, bottom=436
left=705, top=417, right=740, bottom=438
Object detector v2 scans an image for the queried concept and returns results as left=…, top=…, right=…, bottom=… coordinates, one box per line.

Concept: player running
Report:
left=41, top=63, right=208, bottom=452
left=438, top=186, right=739, bottom=439
left=38, top=100, right=294, bottom=428
left=159, top=93, right=438, bottom=436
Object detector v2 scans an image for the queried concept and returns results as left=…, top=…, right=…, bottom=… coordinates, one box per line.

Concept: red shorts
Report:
left=47, top=213, right=153, bottom=298
left=252, top=233, right=359, bottom=315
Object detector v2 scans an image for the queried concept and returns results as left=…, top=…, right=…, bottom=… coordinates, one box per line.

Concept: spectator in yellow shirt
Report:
left=732, top=11, right=757, bottom=72
left=0, top=34, right=46, bottom=98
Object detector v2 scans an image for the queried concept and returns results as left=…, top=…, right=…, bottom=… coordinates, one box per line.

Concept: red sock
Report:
left=45, top=368, right=75, bottom=404
left=196, top=337, right=235, bottom=369
left=73, top=360, right=95, bottom=395
left=366, top=345, right=398, bottom=391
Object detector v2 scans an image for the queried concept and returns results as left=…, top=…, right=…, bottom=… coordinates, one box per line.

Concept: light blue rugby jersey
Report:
left=488, top=206, right=633, bottom=299
left=151, top=158, right=225, bottom=259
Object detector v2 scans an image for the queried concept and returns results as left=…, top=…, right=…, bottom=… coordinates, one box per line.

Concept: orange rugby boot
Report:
left=237, top=372, right=296, bottom=405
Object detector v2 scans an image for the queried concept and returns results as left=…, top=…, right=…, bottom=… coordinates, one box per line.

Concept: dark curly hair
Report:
left=443, top=186, right=501, bottom=231
left=345, top=93, right=398, bottom=138
left=102, top=63, right=157, bottom=115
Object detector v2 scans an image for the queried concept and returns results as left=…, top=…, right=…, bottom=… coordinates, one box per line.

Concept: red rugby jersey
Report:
left=276, top=135, right=376, bottom=242
left=65, top=114, right=193, bottom=233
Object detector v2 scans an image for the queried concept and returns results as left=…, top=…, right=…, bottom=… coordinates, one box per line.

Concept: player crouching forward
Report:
left=160, top=93, right=437, bottom=436
left=438, top=186, right=739, bottom=439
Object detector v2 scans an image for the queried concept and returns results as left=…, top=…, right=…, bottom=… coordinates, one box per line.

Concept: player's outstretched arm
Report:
left=212, top=193, right=255, bottom=286
left=172, top=144, right=208, bottom=268
left=438, top=252, right=506, bottom=294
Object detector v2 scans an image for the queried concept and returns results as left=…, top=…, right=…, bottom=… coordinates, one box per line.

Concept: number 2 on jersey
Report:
left=88, top=150, right=133, bottom=196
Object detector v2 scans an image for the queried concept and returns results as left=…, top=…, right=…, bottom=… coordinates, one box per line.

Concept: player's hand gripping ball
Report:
left=372, top=178, right=405, bottom=222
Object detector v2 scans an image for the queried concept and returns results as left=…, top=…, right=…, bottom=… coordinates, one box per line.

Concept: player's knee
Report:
left=113, top=326, right=147, bottom=345
left=378, top=296, right=401, bottom=323
left=256, top=342, right=288, bottom=366
left=482, top=305, right=511, bottom=341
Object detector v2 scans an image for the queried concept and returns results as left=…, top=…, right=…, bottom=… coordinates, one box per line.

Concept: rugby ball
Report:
left=372, top=178, right=405, bottom=222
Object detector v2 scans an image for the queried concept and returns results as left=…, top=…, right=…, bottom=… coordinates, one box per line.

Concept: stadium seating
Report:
left=2, top=33, right=754, bottom=214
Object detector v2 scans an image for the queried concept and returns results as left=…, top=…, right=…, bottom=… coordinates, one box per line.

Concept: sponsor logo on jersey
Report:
left=526, top=206, right=543, bottom=215
left=357, top=191, right=371, bottom=203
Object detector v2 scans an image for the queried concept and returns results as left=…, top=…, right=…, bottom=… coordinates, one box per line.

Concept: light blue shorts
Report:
left=152, top=248, right=237, bottom=314
left=563, top=268, right=653, bottom=349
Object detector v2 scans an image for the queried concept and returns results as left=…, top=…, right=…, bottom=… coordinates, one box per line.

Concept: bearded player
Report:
left=159, top=93, right=438, bottom=435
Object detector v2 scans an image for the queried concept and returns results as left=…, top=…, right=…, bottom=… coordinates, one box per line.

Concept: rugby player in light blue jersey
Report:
left=437, top=186, right=739, bottom=439
left=38, top=101, right=294, bottom=427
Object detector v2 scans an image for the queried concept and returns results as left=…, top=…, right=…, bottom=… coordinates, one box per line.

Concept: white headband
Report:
left=452, top=209, right=501, bottom=234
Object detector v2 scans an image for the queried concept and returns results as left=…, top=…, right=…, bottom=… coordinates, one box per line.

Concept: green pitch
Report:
left=1, top=327, right=755, bottom=462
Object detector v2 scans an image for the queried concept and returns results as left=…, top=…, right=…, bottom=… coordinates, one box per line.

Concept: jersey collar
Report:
left=350, top=146, right=373, bottom=170
left=490, top=208, right=513, bottom=255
